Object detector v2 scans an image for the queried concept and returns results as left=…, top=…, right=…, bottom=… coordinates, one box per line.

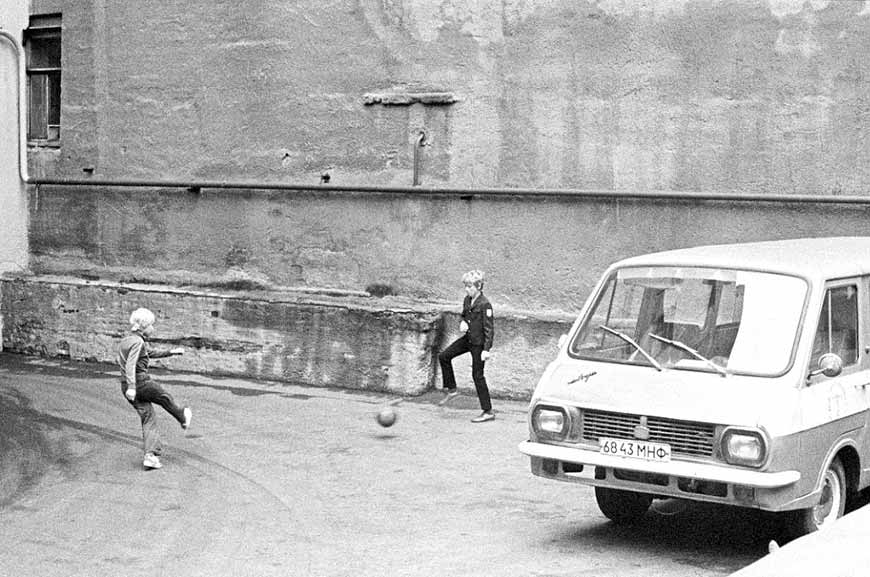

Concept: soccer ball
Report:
left=376, top=406, right=397, bottom=428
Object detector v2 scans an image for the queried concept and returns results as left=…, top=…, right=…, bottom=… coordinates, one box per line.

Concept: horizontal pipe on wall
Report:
left=29, top=177, right=870, bottom=205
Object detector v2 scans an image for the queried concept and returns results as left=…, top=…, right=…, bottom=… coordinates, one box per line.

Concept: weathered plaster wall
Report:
left=11, top=0, right=870, bottom=396
left=28, top=186, right=870, bottom=313
left=0, top=276, right=572, bottom=398
left=26, top=0, right=870, bottom=194
left=22, top=0, right=870, bottom=310
left=0, top=277, right=443, bottom=396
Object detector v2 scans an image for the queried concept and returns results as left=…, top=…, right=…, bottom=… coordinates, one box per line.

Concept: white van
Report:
left=519, top=237, right=870, bottom=536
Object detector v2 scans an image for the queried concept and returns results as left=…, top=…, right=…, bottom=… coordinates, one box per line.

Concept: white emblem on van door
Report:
left=633, top=416, right=651, bottom=440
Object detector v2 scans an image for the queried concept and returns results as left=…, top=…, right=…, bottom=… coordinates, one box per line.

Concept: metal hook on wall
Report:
left=412, top=129, right=428, bottom=186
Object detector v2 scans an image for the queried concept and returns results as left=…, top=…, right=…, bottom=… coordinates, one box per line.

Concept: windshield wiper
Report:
left=599, top=325, right=663, bottom=371
left=648, top=334, right=729, bottom=377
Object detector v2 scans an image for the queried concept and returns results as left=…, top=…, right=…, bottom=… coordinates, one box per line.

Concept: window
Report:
left=25, top=14, right=62, bottom=143
left=570, top=266, right=807, bottom=376
left=811, top=285, right=859, bottom=369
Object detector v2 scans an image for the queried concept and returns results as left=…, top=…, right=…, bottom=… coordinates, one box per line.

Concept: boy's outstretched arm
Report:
left=149, top=346, right=185, bottom=359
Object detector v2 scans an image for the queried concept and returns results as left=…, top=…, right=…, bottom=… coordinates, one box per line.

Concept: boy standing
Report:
left=438, top=270, right=495, bottom=422
left=118, top=307, right=191, bottom=470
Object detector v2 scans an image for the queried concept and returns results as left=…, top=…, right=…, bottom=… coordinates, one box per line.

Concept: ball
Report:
left=376, top=406, right=398, bottom=428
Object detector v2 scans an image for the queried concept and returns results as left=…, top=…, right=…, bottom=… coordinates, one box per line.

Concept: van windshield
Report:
left=569, top=266, right=807, bottom=376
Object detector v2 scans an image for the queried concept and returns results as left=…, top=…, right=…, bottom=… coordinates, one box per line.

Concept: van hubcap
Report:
left=813, top=470, right=841, bottom=527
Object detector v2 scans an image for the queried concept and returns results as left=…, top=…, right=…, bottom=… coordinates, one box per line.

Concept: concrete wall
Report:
left=24, top=0, right=870, bottom=195
left=27, top=185, right=870, bottom=313
left=10, top=0, right=870, bottom=399
left=0, top=275, right=571, bottom=398
left=21, top=185, right=870, bottom=399
left=17, top=0, right=870, bottom=366
left=0, top=277, right=445, bottom=396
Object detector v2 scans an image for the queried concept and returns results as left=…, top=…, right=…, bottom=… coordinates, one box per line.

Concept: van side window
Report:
left=812, top=285, right=858, bottom=368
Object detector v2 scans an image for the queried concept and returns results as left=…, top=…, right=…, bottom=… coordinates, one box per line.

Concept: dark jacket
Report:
left=462, top=293, right=494, bottom=350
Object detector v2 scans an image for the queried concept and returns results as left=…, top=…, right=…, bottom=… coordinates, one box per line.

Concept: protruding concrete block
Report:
left=0, top=277, right=441, bottom=396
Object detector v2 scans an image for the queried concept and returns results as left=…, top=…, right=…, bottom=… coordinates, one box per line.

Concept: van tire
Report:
left=595, top=487, right=652, bottom=524
left=789, top=457, right=847, bottom=537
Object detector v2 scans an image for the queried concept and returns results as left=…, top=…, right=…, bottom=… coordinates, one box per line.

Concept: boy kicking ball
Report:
left=438, top=270, right=495, bottom=422
left=118, top=307, right=192, bottom=470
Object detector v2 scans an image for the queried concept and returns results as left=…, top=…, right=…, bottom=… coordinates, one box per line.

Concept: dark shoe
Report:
left=438, top=389, right=460, bottom=406
left=471, top=411, right=495, bottom=423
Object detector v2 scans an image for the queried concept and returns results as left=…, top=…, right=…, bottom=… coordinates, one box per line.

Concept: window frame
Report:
left=568, top=266, right=809, bottom=377
left=24, top=14, right=62, bottom=146
left=810, top=280, right=860, bottom=371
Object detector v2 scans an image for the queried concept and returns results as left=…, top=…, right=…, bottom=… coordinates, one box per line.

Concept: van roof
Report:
left=614, top=237, right=870, bottom=280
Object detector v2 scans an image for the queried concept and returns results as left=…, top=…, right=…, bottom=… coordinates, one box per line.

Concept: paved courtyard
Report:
left=0, top=353, right=774, bottom=577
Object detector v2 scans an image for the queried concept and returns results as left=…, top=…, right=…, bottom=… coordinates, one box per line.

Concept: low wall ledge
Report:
left=1, top=274, right=577, bottom=324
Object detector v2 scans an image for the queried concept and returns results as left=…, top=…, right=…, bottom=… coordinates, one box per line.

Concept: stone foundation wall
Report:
left=0, top=276, right=572, bottom=399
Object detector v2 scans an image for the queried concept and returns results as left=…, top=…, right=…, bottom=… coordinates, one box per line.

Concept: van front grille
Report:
left=581, top=409, right=716, bottom=457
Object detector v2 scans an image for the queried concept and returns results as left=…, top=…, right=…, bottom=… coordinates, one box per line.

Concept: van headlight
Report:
left=531, top=405, right=569, bottom=440
left=720, top=428, right=767, bottom=467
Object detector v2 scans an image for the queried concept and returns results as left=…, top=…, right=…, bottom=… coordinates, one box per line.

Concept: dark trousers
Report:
left=438, top=335, right=492, bottom=412
left=121, top=377, right=185, bottom=455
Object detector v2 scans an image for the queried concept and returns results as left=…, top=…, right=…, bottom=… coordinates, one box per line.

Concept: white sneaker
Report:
left=471, top=411, right=495, bottom=423
left=143, top=453, right=162, bottom=469
left=438, top=389, right=460, bottom=406
left=182, top=407, right=192, bottom=430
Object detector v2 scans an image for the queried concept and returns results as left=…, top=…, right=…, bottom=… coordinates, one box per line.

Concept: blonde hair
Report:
left=129, top=307, right=156, bottom=332
left=462, top=269, right=485, bottom=289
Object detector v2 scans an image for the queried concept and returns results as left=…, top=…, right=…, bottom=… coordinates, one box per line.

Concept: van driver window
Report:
left=812, top=285, right=858, bottom=369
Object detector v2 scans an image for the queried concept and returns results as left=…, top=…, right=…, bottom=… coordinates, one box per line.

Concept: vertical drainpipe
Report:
left=412, top=130, right=427, bottom=186
left=0, top=29, right=28, bottom=183
left=0, top=28, right=30, bottom=345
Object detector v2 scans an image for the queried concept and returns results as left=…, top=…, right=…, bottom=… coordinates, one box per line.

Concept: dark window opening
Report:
left=25, top=14, right=62, bottom=144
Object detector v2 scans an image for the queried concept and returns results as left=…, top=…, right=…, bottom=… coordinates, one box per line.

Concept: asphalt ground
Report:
left=0, top=352, right=777, bottom=577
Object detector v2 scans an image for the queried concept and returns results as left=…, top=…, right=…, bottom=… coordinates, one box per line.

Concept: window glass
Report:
left=570, top=267, right=807, bottom=376
left=25, top=17, right=62, bottom=143
left=27, top=75, right=48, bottom=140
left=26, top=34, right=60, bottom=69
left=811, top=285, right=858, bottom=368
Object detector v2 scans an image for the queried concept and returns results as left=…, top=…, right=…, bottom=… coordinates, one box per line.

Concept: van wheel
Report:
left=790, top=457, right=847, bottom=537
left=595, top=487, right=652, bottom=524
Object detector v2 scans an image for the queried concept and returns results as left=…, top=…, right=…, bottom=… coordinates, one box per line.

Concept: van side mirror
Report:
left=809, top=353, right=843, bottom=380
left=557, top=334, right=568, bottom=350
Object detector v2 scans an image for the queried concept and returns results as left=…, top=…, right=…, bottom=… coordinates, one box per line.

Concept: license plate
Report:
left=599, top=437, right=671, bottom=462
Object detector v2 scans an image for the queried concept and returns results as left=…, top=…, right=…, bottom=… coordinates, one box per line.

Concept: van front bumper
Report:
left=519, top=440, right=802, bottom=511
